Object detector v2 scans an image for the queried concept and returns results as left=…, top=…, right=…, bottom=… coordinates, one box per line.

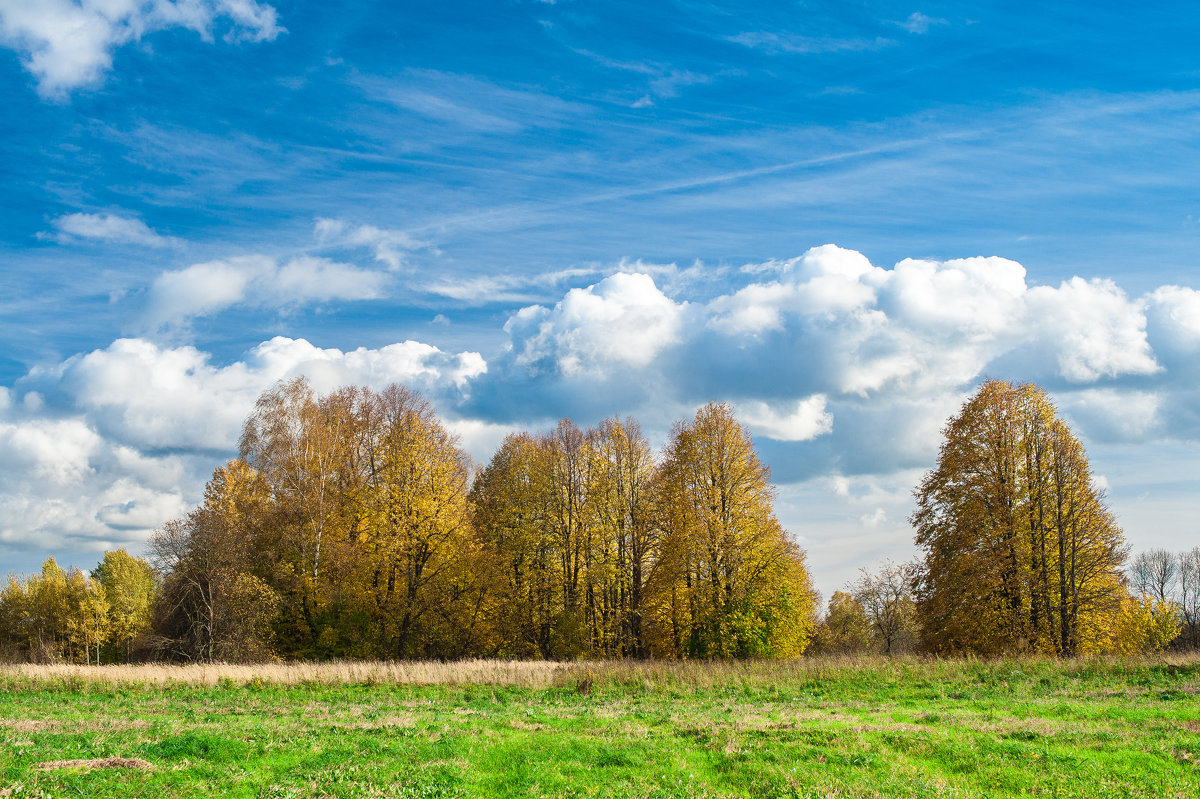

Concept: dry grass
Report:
left=1, top=652, right=1197, bottom=689
left=33, top=758, right=153, bottom=771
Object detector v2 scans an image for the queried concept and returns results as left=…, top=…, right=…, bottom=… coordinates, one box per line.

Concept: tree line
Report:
left=0, top=378, right=1188, bottom=663
left=2, top=379, right=816, bottom=662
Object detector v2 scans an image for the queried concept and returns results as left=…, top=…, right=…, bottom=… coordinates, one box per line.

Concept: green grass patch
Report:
left=0, top=658, right=1197, bottom=797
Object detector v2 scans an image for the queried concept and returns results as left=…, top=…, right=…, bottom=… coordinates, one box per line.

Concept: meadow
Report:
left=1, top=657, right=1198, bottom=798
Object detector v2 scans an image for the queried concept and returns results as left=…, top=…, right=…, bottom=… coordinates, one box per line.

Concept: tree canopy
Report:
left=912, top=380, right=1128, bottom=655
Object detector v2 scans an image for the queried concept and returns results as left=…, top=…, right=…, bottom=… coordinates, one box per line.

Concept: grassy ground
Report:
left=1, top=657, right=1198, bottom=798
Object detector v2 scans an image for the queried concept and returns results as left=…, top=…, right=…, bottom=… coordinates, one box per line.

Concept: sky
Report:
left=1, top=0, right=1198, bottom=599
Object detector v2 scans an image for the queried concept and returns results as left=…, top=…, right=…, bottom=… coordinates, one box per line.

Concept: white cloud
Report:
left=1025, top=277, right=1159, bottom=382
left=0, top=417, right=100, bottom=486
left=145, top=255, right=389, bottom=327
left=34, top=335, right=485, bottom=451
left=740, top=395, right=833, bottom=442
left=313, top=218, right=427, bottom=270
left=1057, top=388, right=1163, bottom=442
left=1145, top=285, right=1200, bottom=361
left=505, top=272, right=685, bottom=376
left=860, top=507, right=887, bottom=528
left=40, top=212, right=178, bottom=247
left=485, top=245, right=1195, bottom=481
left=443, top=418, right=522, bottom=465
left=0, top=0, right=282, bottom=98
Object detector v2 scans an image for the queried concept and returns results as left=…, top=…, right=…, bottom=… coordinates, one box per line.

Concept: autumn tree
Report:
left=93, top=548, right=155, bottom=661
left=647, top=402, right=816, bottom=658
left=356, top=384, right=481, bottom=658
left=586, top=417, right=658, bottom=657
left=0, top=558, right=109, bottom=664
left=471, top=431, right=561, bottom=658
left=471, top=417, right=658, bottom=659
left=912, top=380, right=1127, bottom=656
left=151, top=460, right=279, bottom=662
left=1081, top=594, right=1182, bottom=655
left=810, top=591, right=872, bottom=655
left=238, top=378, right=357, bottom=653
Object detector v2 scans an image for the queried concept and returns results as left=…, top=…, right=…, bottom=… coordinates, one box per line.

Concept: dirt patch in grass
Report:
left=34, top=757, right=154, bottom=771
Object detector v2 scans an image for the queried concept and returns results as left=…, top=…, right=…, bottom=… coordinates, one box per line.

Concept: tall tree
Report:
left=586, top=417, right=658, bottom=657
left=471, top=432, right=560, bottom=658
left=912, top=380, right=1127, bottom=655
left=648, top=402, right=816, bottom=658
left=358, top=384, right=476, bottom=658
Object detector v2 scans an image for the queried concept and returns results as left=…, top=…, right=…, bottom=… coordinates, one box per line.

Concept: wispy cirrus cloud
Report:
left=39, top=212, right=179, bottom=248
left=313, top=218, right=429, bottom=271
left=730, top=31, right=894, bottom=55
left=892, top=12, right=948, bottom=35
left=0, top=0, right=282, bottom=99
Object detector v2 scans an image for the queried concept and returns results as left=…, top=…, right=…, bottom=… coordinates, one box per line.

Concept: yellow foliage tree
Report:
left=912, top=380, right=1128, bottom=656
left=1080, top=594, right=1183, bottom=656
left=648, top=402, right=816, bottom=658
left=93, top=548, right=155, bottom=661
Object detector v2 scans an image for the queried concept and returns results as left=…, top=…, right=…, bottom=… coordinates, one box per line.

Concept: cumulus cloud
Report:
left=31, top=335, right=485, bottom=451
left=40, top=212, right=178, bottom=247
left=1025, top=277, right=1159, bottom=382
left=1145, top=285, right=1200, bottom=363
left=480, top=244, right=1196, bottom=480
left=7, top=243, right=1200, bottom=578
left=504, top=272, right=685, bottom=376
left=1, top=334, right=487, bottom=557
left=145, top=255, right=389, bottom=327
left=739, top=395, right=833, bottom=442
left=0, top=0, right=282, bottom=98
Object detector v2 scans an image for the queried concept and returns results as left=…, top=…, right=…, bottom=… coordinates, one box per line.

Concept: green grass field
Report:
left=1, top=657, right=1197, bottom=798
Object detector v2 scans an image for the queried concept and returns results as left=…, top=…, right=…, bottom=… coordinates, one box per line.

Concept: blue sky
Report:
left=1, top=0, right=1198, bottom=596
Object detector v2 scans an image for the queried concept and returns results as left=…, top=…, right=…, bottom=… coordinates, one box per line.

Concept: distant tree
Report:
left=810, top=591, right=872, bottom=655
left=912, top=380, right=1127, bottom=656
left=852, top=561, right=919, bottom=655
left=1178, top=547, right=1200, bottom=650
left=1124, top=546, right=1200, bottom=651
left=65, top=567, right=109, bottom=665
left=1129, top=549, right=1177, bottom=605
left=0, top=558, right=108, bottom=664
